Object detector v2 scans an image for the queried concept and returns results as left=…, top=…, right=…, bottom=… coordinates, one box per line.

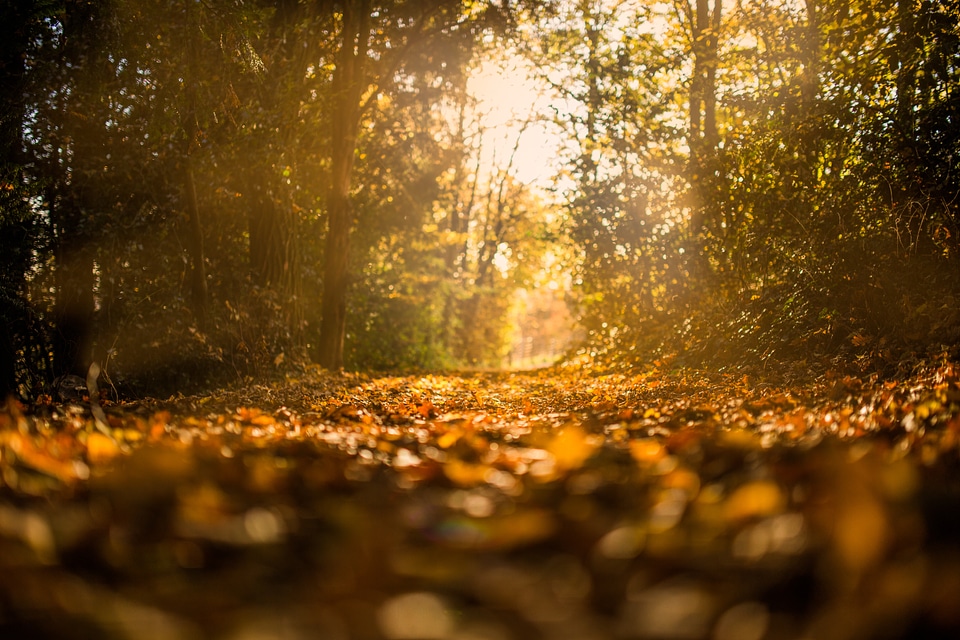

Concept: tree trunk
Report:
left=240, top=0, right=309, bottom=345
left=183, top=158, right=208, bottom=325
left=799, top=0, right=820, bottom=173
left=181, top=0, right=208, bottom=326
left=0, top=1, right=32, bottom=394
left=685, top=0, right=722, bottom=283
left=317, top=0, right=370, bottom=370
left=688, top=0, right=722, bottom=181
left=53, top=241, right=96, bottom=377
left=702, top=0, right=721, bottom=147
left=893, top=0, right=919, bottom=188
left=250, top=180, right=303, bottom=345
left=53, top=0, right=113, bottom=377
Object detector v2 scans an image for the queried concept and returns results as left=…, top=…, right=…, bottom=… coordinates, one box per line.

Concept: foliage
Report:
left=0, top=0, right=552, bottom=397
left=4, top=0, right=960, bottom=395
left=3, top=363, right=960, bottom=637
left=521, top=0, right=960, bottom=374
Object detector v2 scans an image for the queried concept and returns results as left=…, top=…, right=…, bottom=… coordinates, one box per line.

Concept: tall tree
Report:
left=239, top=0, right=320, bottom=319
left=316, top=0, right=501, bottom=369
left=676, top=0, right=723, bottom=283
left=180, top=0, right=209, bottom=325
left=0, top=1, right=40, bottom=395
left=318, top=0, right=371, bottom=370
left=52, top=0, right=119, bottom=377
left=523, top=0, right=685, bottom=352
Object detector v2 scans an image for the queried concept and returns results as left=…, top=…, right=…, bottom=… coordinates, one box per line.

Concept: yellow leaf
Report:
left=417, top=400, right=435, bottom=419
left=436, top=428, right=462, bottom=449
left=439, top=509, right=557, bottom=551
left=87, top=431, right=120, bottom=464
left=724, top=481, right=785, bottom=522
left=251, top=414, right=275, bottom=426
left=484, top=509, right=557, bottom=550
left=443, top=459, right=489, bottom=487
left=548, top=425, right=597, bottom=472
left=834, top=496, right=888, bottom=571
left=630, top=438, right=664, bottom=464
left=721, top=428, right=760, bottom=449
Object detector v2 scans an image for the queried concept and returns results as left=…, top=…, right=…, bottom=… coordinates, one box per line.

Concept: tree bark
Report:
left=317, top=0, right=370, bottom=370
left=701, top=0, right=721, bottom=146
left=246, top=175, right=302, bottom=342
left=799, top=0, right=820, bottom=173
left=53, top=241, right=96, bottom=377
left=688, top=0, right=722, bottom=171
left=183, top=158, right=208, bottom=325
left=181, top=0, right=208, bottom=325
left=0, top=1, right=32, bottom=394
left=685, top=0, right=722, bottom=282
left=53, top=0, right=113, bottom=377
left=241, top=0, right=308, bottom=343
left=894, top=0, right=919, bottom=183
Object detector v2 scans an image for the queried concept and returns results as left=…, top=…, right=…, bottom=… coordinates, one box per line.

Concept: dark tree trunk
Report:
left=701, top=0, right=721, bottom=147
left=0, top=1, right=32, bottom=394
left=685, top=0, right=723, bottom=283
left=240, top=0, right=310, bottom=344
left=688, top=0, right=722, bottom=181
left=317, top=0, right=370, bottom=370
left=53, top=0, right=115, bottom=377
left=248, top=174, right=300, bottom=298
left=893, top=0, right=919, bottom=206
left=183, top=158, right=208, bottom=325
left=799, top=0, right=820, bottom=175
left=53, top=242, right=96, bottom=377
left=181, top=0, right=208, bottom=325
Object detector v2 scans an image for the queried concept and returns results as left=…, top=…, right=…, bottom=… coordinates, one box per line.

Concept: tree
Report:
left=317, top=0, right=370, bottom=370
left=316, top=0, right=504, bottom=369
left=342, top=41, right=463, bottom=369
left=233, top=0, right=326, bottom=335
left=521, top=0, right=687, bottom=356
left=676, top=0, right=724, bottom=285
left=48, top=0, right=122, bottom=378
left=0, top=1, right=45, bottom=395
left=179, top=0, right=210, bottom=325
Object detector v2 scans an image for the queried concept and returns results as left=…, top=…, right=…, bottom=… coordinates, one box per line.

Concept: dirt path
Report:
left=2, top=366, right=960, bottom=639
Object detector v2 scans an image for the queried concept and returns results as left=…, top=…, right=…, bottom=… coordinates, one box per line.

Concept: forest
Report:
left=3, top=0, right=960, bottom=638
left=1, top=0, right=958, bottom=396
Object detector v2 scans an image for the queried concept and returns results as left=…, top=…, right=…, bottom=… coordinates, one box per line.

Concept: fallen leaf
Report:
left=724, top=481, right=786, bottom=522
left=86, top=431, right=120, bottom=464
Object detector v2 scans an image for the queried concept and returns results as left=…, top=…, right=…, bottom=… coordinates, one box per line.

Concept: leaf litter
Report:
left=2, top=363, right=960, bottom=639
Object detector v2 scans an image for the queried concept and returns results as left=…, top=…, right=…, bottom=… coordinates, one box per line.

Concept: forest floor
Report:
left=2, top=360, right=960, bottom=640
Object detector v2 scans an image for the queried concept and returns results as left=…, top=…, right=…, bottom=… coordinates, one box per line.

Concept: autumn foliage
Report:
left=2, top=361, right=960, bottom=637
left=2, top=1, right=960, bottom=397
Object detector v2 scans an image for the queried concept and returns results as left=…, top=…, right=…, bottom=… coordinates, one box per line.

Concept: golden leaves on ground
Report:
left=2, top=364, right=960, bottom=638
left=86, top=432, right=120, bottom=465
left=724, top=481, right=786, bottom=523
left=546, top=424, right=598, bottom=473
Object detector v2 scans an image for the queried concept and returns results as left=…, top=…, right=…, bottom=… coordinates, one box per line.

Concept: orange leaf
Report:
left=87, top=432, right=120, bottom=464
left=630, top=438, right=664, bottom=464
left=3, top=432, right=87, bottom=483
left=417, top=400, right=435, bottom=419
left=547, top=425, right=597, bottom=472
left=724, top=481, right=785, bottom=522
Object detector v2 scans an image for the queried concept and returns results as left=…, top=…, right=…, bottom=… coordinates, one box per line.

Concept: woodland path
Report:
left=2, top=364, right=960, bottom=639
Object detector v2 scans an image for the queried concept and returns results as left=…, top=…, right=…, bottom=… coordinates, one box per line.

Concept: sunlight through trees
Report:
left=1, top=0, right=959, bottom=395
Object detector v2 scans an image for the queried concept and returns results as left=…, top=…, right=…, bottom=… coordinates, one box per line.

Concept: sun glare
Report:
left=465, top=55, right=580, bottom=368
left=466, top=57, right=566, bottom=188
